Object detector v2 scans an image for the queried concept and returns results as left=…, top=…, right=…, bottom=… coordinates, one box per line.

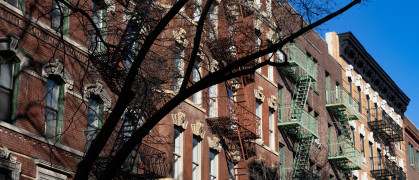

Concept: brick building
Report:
left=0, top=0, right=415, bottom=180
left=404, top=116, right=419, bottom=179
left=326, top=32, right=409, bottom=180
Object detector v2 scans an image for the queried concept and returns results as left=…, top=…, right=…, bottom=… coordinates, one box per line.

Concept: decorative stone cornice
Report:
left=372, top=92, right=379, bottom=104
left=354, top=74, right=362, bottom=88
left=42, top=59, right=74, bottom=90
left=208, top=136, right=222, bottom=153
left=253, top=19, right=263, bottom=33
left=173, top=28, right=189, bottom=48
left=345, top=65, right=354, bottom=79
left=0, top=146, right=21, bottom=180
left=266, top=29, right=275, bottom=42
left=84, top=81, right=112, bottom=111
left=0, top=35, right=31, bottom=67
left=267, top=95, right=277, bottom=111
left=191, top=119, right=205, bottom=139
left=364, top=83, right=371, bottom=96
left=338, top=32, right=410, bottom=115
left=209, top=60, right=218, bottom=72
left=254, top=86, right=265, bottom=102
left=172, top=109, right=188, bottom=130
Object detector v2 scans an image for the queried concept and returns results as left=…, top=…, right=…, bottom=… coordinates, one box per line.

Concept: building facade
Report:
left=326, top=32, right=409, bottom=180
left=404, top=116, right=419, bottom=179
left=0, top=0, right=414, bottom=180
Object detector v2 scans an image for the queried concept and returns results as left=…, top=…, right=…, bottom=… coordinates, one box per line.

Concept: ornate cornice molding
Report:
left=191, top=119, right=205, bottom=139
left=84, top=81, right=112, bottom=111
left=172, top=109, right=188, bottom=130
left=42, top=59, right=74, bottom=90
left=267, top=95, right=277, bottom=111
left=208, top=136, right=221, bottom=153
left=338, top=32, right=409, bottom=115
left=254, top=86, right=265, bottom=102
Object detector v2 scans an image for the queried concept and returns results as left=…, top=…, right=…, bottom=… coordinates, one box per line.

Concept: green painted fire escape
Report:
left=326, top=87, right=362, bottom=178
left=278, top=43, right=318, bottom=179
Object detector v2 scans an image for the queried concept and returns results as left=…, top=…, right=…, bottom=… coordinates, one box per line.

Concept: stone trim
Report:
left=84, top=81, right=112, bottom=111
left=173, top=28, right=189, bottom=48
left=35, top=159, right=72, bottom=176
left=267, top=95, right=277, bottom=111
left=0, top=35, right=31, bottom=67
left=172, top=109, right=188, bottom=130
left=208, top=136, right=221, bottom=153
left=0, top=146, right=21, bottom=180
left=42, top=59, right=74, bottom=90
left=254, top=86, right=265, bottom=102
left=191, top=119, right=205, bottom=139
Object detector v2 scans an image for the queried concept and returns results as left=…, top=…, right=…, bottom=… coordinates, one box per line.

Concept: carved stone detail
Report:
left=254, top=86, right=265, bottom=102
left=173, top=28, right=189, bottom=48
left=191, top=119, right=205, bottom=139
left=364, top=83, right=371, bottom=96
left=345, top=65, right=354, bottom=78
left=0, top=146, right=21, bottom=180
left=354, top=74, right=363, bottom=88
left=209, top=60, right=219, bottom=72
left=42, top=59, right=74, bottom=90
left=267, top=95, right=277, bottom=111
left=0, top=35, right=31, bottom=67
left=208, top=136, right=222, bottom=153
left=253, top=19, right=263, bottom=33
left=84, top=81, right=112, bottom=111
left=172, top=109, right=188, bottom=130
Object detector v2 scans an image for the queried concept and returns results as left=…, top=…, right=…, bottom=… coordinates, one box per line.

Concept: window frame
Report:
left=86, top=97, right=104, bottom=150
left=0, top=59, right=20, bottom=124
left=51, top=0, right=69, bottom=35
left=91, top=2, right=107, bottom=53
left=269, top=109, right=275, bottom=150
left=192, top=137, right=201, bottom=180
left=209, top=151, right=218, bottom=180
left=173, top=128, right=183, bottom=179
left=45, top=77, right=64, bottom=142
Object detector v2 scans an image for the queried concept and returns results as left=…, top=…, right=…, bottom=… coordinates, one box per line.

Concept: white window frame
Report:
left=45, top=78, right=63, bottom=140
left=209, top=151, right=218, bottom=180
left=174, top=46, right=184, bottom=92
left=91, top=3, right=106, bottom=53
left=269, top=110, right=275, bottom=150
left=0, top=62, right=14, bottom=122
left=192, top=137, right=201, bottom=180
left=209, top=85, right=218, bottom=118
left=256, top=100, right=263, bottom=141
left=36, top=166, right=68, bottom=180
left=255, top=29, right=262, bottom=73
left=173, top=128, right=183, bottom=180
left=192, top=61, right=202, bottom=106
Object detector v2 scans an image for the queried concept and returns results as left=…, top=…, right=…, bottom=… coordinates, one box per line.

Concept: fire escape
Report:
left=90, top=0, right=169, bottom=178
left=368, top=108, right=405, bottom=180
left=326, top=86, right=362, bottom=179
left=277, top=43, right=318, bottom=179
left=206, top=1, right=260, bottom=177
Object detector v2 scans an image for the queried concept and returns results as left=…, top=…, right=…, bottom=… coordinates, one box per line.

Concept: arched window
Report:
left=0, top=51, right=21, bottom=124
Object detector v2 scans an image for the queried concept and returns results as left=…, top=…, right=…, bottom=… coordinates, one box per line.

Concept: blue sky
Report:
left=319, top=1, right=419, bottom=124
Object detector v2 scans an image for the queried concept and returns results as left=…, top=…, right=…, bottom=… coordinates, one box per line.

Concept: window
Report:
left=192, top=138, right=201, bottom=180
left=358, top=87, right=362, bottom=113
left=174, top=46, right=183, bottom=92
left=367, top=96, right=371, bottom=122
left=312, top=59, right=318, bottom=91
left=328, top=124, right=333, bottom=155
left=255, top=29, right=262, bottom=73
left=192, top=61, right=202, bottom=106
left=209, top=151, right=217, bottom=180
left=5, top=0, right=24, bottom=11
left=360, top=135, right=365, bottom=161
left=275, top=33, right=283, bottom=62
left=45, top=78, right=64, bottom=141
left=369, top=142, right=373, bottom=170
left=208, top=4, right=216, bottom=39
left=37, top=165, right=68, bottom=180
left=91, top=3, right=107, bottom=53
left=417, top=151, right=419, bottom=172
left=51, top=0, right=69, bottom=35
left=325, top=72, right=330, bottom=92
left=256, top=100, right=262, bottom=140
left=193, top=0, right=201, bottom=22
left=228, top=162, right=235, bottom=180
left=410, top=143, right=415, bottom=167
left=348, top=78, right=352, bottom=104
left=278, top=85, right=283, bottom=120
left=0, top=56, right=19, bottom=123
left=374, top=103, right=378, bottom=121
left=266, top=0, right=272, bottom=17
left=173, top=128, right=182, bottom=179
left=0, top=168, right=11, bottom=180
left=209, top=85, right=218, bottom=118
left=269, top=110, right=275, bottom=150
left=279, top=143, right=285, bottom=165
left=267, top=40, right=274, bottom=81
left=86, top=97, right=103, bottom=150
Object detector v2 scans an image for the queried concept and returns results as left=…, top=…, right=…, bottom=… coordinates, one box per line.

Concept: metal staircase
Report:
left=277, top=43, right=318, bottom=179
left=326, top=87, right=362, bottom=179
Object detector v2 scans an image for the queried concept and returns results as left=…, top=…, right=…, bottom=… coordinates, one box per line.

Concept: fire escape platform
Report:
left=328, top=139, right=362, bottom=170
left=207, top=117, right=259, bottom=140
left=278, top=105, right=319, bottom=138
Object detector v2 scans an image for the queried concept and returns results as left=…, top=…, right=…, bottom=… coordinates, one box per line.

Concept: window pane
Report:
left=0, top=87, right=11, bottom=121
left=5, top=0, right=18, bottom=7
left=45, top=108, right=58, bottom=137
left=193, top=138, right=198, bottom=162
left=0, top=63, right=13, bottom=88
left=174, top=129, right=180, bottom=154
left=46, top=79, right=59, bottom=109
left=88, top=98, right=99, bottom=126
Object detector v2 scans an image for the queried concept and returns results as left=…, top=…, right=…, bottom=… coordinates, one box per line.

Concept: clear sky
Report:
left=319, top=1, right=419, bottom=125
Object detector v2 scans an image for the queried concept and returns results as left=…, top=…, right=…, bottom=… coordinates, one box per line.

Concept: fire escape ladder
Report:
left=292, top=134, right=315, bottom=179
left=291, top=77, right=311, bottom=110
